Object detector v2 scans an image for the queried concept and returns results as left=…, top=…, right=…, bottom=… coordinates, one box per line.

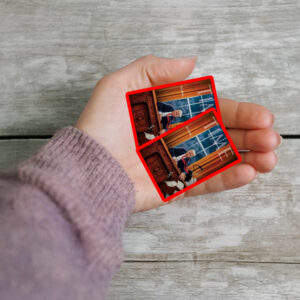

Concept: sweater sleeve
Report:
left=0, top=127, right=135, bottom=300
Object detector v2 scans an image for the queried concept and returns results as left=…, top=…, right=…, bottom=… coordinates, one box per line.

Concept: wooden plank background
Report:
left=0, top=0, right=299, bottom=299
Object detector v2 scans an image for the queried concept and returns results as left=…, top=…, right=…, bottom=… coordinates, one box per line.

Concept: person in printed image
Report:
left=162, top=147, right=197, bottom=197
left=169, top=147, right=196, bottom=181
left=157, top=102, right=182, bottom=133
left=143, top=102, right=183, bottom=141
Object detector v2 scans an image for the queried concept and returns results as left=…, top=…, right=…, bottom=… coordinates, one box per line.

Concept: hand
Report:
left=76, top=55, right=281, bottom=212
left=179, top=173, right=186, bottom=181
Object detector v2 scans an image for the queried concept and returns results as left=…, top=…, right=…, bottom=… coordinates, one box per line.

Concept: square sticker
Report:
left=136, top=108, right=241, bottom=201
left=126, top=76, right=220, bottom=148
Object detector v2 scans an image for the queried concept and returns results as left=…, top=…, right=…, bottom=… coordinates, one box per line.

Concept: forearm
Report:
left=0, top=127, right=135, bottom=300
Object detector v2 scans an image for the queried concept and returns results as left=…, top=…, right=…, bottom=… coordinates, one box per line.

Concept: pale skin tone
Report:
left=159, top=109, right=181, bottom=119
left=186, top=150, right=196, bottom=158
left=179, top=173, right=186, bottom=181
left=76, top=55, right=281, bottom=212
left=172, top=110, right=182, bottom=117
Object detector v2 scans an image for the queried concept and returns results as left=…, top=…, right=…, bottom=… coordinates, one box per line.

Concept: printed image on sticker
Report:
left=137, top=109, right=240, bottom=201
left=126, top=76, right=219, bottom=147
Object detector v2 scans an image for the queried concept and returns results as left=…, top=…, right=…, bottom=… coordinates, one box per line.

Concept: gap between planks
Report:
left=124, top=259, right=300, bottom=265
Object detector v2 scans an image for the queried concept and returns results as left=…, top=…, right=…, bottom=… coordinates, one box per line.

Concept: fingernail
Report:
left=277, top=136, right=283, bottom=148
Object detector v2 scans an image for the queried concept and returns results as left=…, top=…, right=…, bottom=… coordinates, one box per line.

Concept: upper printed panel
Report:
left=126, top=76, right=219, bottom=147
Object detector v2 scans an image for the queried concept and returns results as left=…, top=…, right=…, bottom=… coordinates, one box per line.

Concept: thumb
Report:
left=115, top=55, right=197, bottom=90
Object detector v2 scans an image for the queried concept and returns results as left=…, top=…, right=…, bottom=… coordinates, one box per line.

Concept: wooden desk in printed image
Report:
left=128, top=91, right=162, bottom=146
left=139, top=139, right=182, bottom=196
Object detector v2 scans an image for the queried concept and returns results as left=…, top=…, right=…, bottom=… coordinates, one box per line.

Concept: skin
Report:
left=76, top=55, right=281, bottom=212
left=186, top=150, right=196, bottom=158
left=179, top=173, right=186, bottom=181
left=172, top=110, right=182, bottom=117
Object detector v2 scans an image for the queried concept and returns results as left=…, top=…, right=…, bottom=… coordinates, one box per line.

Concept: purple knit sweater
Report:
left=0, top=127, right=135, bottom=300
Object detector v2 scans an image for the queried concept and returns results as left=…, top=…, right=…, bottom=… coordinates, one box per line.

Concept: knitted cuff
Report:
left=17, top=126, right=135, bottom=277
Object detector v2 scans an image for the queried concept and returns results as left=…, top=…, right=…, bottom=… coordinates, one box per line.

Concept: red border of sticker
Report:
left=126, top=75, right=221, bottom=149
left=136, top=108, right=241, bottom=202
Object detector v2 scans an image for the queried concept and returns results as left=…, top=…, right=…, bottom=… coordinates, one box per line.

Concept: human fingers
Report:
left=239, top=151, right=278, bottom=173
left=184, top=163, right=257, bottom=197
left=227, top=128, right=282, bottom=151
left=219, top=98, right=274, bottom=130
left=108, top=54, right=197, bottom=91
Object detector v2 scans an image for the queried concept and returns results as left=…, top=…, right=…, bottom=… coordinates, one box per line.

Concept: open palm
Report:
left=76, top=55, right=280, bottom=212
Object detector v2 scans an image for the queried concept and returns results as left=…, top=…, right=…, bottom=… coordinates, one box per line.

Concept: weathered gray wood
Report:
left=123, top=140, right=300, bottom=263
left=0, top=139, right=47, bottom=171
left=0, top=0, right=299, bottom=135
left=108, top=261, right=300, bottom=300
left=0, top=138, right=299, bottom=264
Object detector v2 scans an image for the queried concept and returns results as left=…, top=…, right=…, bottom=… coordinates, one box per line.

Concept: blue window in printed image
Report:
left=159, top=93, right=216, bottom=125
left=170, top=125, right=229, bottom=166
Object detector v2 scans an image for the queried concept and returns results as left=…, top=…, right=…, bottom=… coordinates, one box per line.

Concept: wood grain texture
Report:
left=0, top=139, right=47, bottom=171
left=0, top=0, right=299, bottom=135
left=108, top=261, right=300, bottom=300
left=0, top=1, right=299, bottom=298
left=0, top=138, right=299, bottom=264
left=123, top=139, right=300, bottom=263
